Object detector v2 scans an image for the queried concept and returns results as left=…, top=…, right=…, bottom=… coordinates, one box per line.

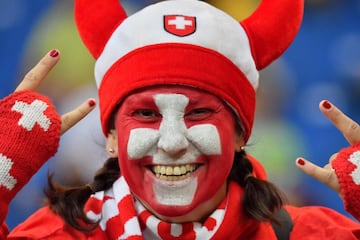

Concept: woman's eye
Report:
left=135, top=109, right=158, bottom=118
left=189, top=108, right=211, bottom=115
left=185, top=108, right=213, bottom=119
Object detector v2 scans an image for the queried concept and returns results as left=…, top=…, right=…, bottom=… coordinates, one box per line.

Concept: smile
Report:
left=151, top=164, right=199, bottom=181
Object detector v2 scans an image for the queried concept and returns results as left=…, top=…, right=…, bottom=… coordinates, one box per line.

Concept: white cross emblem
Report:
left=164, top=15, right=196, bottom=37
left=0, top=153, right=17, bottom=190
left=11, top=99, right=51, bottom=131
left=349, top=150, right=360, bottom=185
left=168, top=16, right=193, bottom=30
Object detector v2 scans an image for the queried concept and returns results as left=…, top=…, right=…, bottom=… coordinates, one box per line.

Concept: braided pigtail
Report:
left=45, top=157, right=120, bottom=232
left=228, top=150, right=285, bottom=224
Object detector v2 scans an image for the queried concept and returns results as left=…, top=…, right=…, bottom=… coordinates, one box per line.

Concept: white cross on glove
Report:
left=12, top=99, right=51, bottom=131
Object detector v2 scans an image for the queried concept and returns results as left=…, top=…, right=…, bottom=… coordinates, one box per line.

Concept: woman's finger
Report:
left=319, top=100, right=360, bottom=144
left=15, top=49, right=60, bottom=92
left=60, top=98, right=96, bottom=135
left=296, top=157, right=340, bottom=194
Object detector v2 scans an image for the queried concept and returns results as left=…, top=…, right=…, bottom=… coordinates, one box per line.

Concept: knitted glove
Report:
left=0, top=90, right=61, bottom=224
left=332, top=142, right=360, bottom=221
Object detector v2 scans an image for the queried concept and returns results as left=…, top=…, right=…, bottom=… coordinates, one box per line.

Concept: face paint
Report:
left=116, top=86, right=237, bottom=218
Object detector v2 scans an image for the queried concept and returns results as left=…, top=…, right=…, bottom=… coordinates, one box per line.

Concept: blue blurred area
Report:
left=0, top=0, right=54, bottom=97
left=1, top=0, right=360, bottom=229
left=0, top=0, right=153, bottom=98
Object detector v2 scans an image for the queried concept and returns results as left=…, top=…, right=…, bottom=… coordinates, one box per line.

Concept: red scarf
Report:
left=84, top=177, right=263, bottom=239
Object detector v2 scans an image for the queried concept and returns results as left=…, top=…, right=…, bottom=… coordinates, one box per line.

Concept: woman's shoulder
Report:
left=7, top=206, right=88, bottom=240
left=285, top=205, right=360, bottom=239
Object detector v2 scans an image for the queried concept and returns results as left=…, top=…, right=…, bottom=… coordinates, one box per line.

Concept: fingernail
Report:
left=49, top=49, right=59, bottom=58
left=297, top=158, right=305, bottom=166
left=322, top=100, right=331, bottom=109
left=88, top=99, right=96, bottom=107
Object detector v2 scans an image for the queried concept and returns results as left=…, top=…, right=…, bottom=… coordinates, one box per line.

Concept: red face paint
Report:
left=116, top=86, right=237, bottom=218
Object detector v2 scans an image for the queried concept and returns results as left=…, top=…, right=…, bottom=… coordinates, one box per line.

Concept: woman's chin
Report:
left=141, top=199, right=198, bottom=222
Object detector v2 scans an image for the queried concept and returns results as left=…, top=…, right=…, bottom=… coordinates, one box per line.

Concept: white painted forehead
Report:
left=154, top=93, right=189, bottom=111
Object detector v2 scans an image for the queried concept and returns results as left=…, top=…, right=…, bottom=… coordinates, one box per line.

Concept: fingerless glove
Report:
left=332, top=142, right=360, bottom=220
left=0, top=90, right=61, bottom=224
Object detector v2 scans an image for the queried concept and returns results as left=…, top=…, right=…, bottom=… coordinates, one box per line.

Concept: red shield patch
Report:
left=164, top=15, right=196, bottom=37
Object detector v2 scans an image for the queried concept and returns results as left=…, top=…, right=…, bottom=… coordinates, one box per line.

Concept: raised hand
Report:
left=14, top=49, right=96, bottom=134
left=296, top=100, right=360, bottom=197
left=0, top=50, right=96, bottom=223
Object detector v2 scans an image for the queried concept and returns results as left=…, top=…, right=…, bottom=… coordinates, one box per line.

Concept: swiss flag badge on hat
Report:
left=164, top=15, right=196, bottom=37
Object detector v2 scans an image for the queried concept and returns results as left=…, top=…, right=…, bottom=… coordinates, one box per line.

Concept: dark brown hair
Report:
left=229, top=151, right=285, bottom=223
left=45, top=157, right=120, bottom=232
left=45, top=150, right=285, bottom=231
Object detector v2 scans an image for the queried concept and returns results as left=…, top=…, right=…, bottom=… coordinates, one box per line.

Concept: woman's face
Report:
left=114, top=86, right=242, bottom=221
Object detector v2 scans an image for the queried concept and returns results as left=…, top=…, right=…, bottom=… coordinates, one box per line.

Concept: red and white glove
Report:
left=332, top=142, right=360, bottom=220
left=0, top=90, right=61, bottom=223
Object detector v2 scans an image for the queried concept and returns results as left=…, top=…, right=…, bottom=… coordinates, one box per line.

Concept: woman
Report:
left=1, top=0, right=360, bottom=239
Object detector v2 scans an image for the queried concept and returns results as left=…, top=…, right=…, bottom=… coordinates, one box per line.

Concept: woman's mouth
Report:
left=150, top=164, right=200, bottom=181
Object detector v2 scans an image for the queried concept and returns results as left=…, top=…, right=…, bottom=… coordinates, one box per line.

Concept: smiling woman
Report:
left=115, top=86, right=238, bottom=219
left=2, top=0, right=360, bottom=239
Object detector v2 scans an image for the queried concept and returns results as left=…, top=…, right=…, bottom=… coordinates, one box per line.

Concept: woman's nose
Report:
left=157, top=127, right=189, bottom=156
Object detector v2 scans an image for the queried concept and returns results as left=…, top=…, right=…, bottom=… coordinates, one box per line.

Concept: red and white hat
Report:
left=74, top=0, right=303, bottom=141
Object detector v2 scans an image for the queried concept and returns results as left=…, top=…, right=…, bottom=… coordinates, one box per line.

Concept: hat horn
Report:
left=74, top=0, right=127, bottom=59
left=241, top=0, right=304, bottom=70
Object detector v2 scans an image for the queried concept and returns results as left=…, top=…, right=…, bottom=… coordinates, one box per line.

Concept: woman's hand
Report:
left=0, top=50, right=96, bottom=223
left=14, top=49, right=96, bottom=134
left=295, top=100, right=360, bottom=196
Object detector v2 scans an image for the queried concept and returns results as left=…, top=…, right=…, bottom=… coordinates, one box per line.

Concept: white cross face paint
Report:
left=127, top=94, right=221, bottom=159
left=116, top=86, right=237, bottom=218
left=127, top=94, right=221, bottom=206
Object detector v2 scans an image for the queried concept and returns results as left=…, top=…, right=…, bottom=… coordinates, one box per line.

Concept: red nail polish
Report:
left=297, top=158, right=305, bottom=166
left=88, top=100, right=96, bottom=107
left=322, top=100, right=331, bottom=109
left=49, top=50, right=59, bottom=58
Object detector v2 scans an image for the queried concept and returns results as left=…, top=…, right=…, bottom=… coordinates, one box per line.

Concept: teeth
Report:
left=152, top=164, right=198, bottom=181
left=166, top=166, right=173, bottom=175
left=173, top=166, right=181, bottom=175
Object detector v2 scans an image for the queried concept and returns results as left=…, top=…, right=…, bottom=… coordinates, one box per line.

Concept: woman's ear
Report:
left=106, top=129, right=118, bottom=157
left=234, top=133, right=245, bottom=152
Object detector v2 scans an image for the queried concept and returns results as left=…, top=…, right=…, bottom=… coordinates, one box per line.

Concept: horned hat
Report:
left=74, top=0, right=304, bottom=141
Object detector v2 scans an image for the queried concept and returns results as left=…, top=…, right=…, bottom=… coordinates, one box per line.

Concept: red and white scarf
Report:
left=85, top=177, right=237, bottom=239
